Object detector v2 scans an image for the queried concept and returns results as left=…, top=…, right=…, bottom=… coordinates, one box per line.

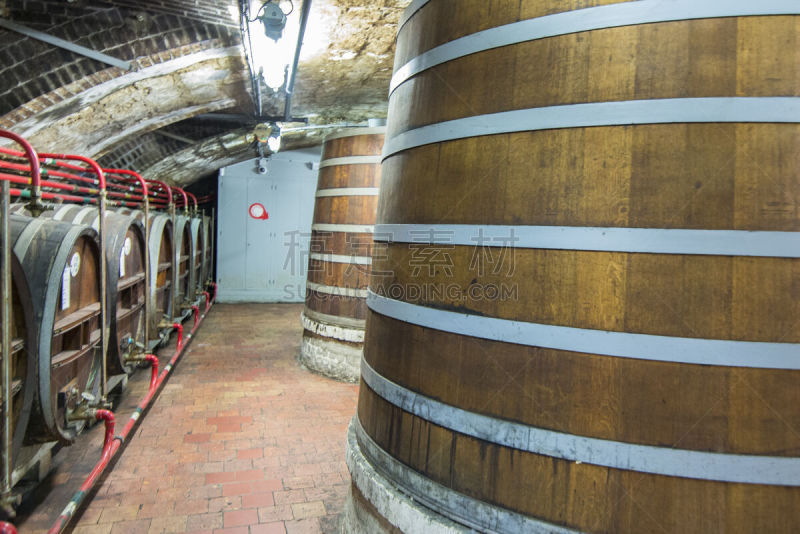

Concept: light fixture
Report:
left=267, top=124, right=281, bottom=152
left=246, top=0, right=298, bottom=90
left=256, top=1, right=287, bottom=41
left=253, top=122, right=282, bottom=153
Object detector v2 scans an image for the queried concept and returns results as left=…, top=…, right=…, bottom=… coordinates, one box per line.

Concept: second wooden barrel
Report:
left=299, top=127, right=385, bottom=382
left=346, top=2, right=800, bottom=533
left=38, top=206, right=146, bottom=375
left=118, top=209, right=173, bottom=345
left=173, top=214, right=192, bottom=315
left=11, top=213, right=103, bottom=444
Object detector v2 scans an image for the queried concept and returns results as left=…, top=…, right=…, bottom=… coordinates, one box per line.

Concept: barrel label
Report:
left=120, top=249, right=126, bottom=277
left=69, top=252, right=80, bottom=277
left=61, top=267, right=71, bottom=310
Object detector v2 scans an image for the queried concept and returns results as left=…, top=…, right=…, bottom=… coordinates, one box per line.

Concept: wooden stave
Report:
left=189, top=216, right=204, bottom=301
left=10, top=214, right=103, bottom=444
left=358, top=4, right=800, bottom=533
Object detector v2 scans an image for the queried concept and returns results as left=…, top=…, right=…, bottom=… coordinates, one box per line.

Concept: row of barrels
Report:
left=2, top=204, right=212, bottom=465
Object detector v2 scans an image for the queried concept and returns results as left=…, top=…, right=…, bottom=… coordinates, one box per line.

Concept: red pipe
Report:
left=0, top=131, right=39, bottom=189
left=102, top=168, right=148, bottom=199
left=0, top=155, right=144, bottom=197
left=37, top=153, right=105, bottom=190
left=202, top=291, right=211, bottom=313
left=0, top=171, right=101, bottom=196
left=47, top=294, right=216, bottom=534
left=186, top=191, right=198, bottom=210
left=0, top=521, right=17, bottom=534
left=10, top=187, right=94, bottom=205
left=191, top=305, right=200, bottom=330
left=146, top=179, right=173, bottom=205
left=170, top=186, right=188, bottom=210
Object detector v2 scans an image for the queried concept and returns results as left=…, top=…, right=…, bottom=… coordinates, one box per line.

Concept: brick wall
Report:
left=0, top=2, right=240, bottom=118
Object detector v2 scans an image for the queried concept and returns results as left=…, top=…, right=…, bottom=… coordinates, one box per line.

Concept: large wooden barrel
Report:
left=174, top=214, right=192, bottom=314
left=299, top=127, right=385, bottom=382
left=0, top=251, right=35, bottom=462
left=10, top=214, right=103, bottom=444
left=346, top=3, right=800, bottom=533
left=37, top=206, right=146, bottom=375
left=117, top=209, right=173, bottom=344
left=189, top=215, right=204, bottom=302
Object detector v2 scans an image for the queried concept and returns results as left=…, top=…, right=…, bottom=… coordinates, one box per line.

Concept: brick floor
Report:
left=16, top=303, right=359, bottom=534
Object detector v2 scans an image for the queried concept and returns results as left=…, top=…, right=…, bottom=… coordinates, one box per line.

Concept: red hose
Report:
left=191, top=305, right=200, bottom=330
left=47, top=294, right=215, bottom=534
left=95, top=410, right=115, bottom=451
left=145, top=354, right=158, bottom=392
left=173, top=323, right=184, bottom=353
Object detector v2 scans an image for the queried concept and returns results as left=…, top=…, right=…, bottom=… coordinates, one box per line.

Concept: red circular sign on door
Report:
left=249, top=203, right=269, bottom=220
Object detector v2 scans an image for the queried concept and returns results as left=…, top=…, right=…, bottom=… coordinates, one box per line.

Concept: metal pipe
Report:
left=185, top=192, right=198, bottom=214
left=0, top=131, right=41, bottom=214
left=37, top=154, right=109, bottom=404
left=47, top=294, right=215, bottom=534
left=284, top=0, right=312, bottom=121
left=0, top=178, right=13, bottom=514
left=0, top=19, right=132, bottom=71
left=145, top=180, right=173, bottom=205
left=170, top=187, right=189, bottom=215
left=103, top=169, right=151, bottom=358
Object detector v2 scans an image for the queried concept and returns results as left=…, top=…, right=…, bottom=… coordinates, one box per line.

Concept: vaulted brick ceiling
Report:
left=0, top=0, right=408, bottom=186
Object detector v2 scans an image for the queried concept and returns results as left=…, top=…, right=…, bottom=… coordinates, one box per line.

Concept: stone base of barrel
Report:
left=342, top=417, right=471, bottom=534
left=298, top=312, right=362, bottom=382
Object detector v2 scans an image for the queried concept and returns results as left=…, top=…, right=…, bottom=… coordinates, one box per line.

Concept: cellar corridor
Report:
left=16, top=304, right=358, bottom=534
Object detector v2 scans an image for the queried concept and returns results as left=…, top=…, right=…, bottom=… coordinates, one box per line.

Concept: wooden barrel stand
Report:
left=299, top=127, right=385, bottom=382
left=345, top=2, right=800, bottom=533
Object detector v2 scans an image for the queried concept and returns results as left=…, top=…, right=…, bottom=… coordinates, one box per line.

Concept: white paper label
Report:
left=61, top=267, right=70, bottom=310
left=120, top=249, right=126, bottom=277
left=123, top=237, right=132, bottom=255
left=69, top=252, right=80, bottom=277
